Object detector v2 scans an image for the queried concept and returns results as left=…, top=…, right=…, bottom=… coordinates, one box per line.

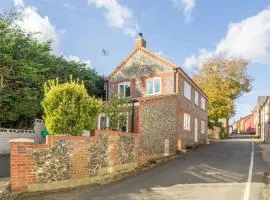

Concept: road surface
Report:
left=22, top=136, right=270, bottom=200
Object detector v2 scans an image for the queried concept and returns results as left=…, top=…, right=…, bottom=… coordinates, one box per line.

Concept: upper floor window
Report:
left=146, top=77, right=161, bottom=96
left=201, top=120, right=206, bottom=134
left=184, top=81, right=191, bottom=100
left=184, top=113, right=191, bottom=131
left=118, top=82, right=130, bottom=98
left=195, top=91, right=199, bottom=105
left=201, top=97, right=206, bottom=110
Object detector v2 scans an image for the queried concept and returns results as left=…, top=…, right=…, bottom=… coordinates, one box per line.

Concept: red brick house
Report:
left=99, top=33, right=208, bottom=153
left=234, top=113, right=255, bottom=134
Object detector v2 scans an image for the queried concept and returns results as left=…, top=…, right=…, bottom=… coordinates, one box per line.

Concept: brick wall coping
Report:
left=94, top=130, right=139, bottom=136
left=44, top=131, right=139, bottom=145
left=9, top=138, right=34, bottom=143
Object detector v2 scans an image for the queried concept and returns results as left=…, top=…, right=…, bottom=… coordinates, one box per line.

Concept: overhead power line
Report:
left=31, top=0, right=216, bottom=47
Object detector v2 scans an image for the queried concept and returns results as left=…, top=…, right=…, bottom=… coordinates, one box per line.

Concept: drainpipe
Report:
left=173, top=67, right=179, bottom=94
left=104, top=78, right=109, bottom=101
left=130, top=99, right=139, bottom=133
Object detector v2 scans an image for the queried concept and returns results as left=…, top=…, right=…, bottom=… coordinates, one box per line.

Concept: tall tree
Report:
left=193, top=58, right=252, bottom=123
left=0, top=11, right=104, bottom=128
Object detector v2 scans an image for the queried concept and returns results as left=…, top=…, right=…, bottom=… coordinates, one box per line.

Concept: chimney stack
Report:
left=135, top=33, right=146, bottom=49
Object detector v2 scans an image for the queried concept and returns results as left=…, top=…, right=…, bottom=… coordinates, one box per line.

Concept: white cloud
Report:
left=170, top=0, right=195, bottom=23
left=13, top=1, right=62, bottom=52
left=64, top=3, right=74, bottom=10
left=184, top=7, right=270, bottom=69
left=88, top=0, right=139, bottom=37
left=63, top=55, right=92, bottom=68
left=13, top=0, right=24, bottom=7
left=16, top=7, right=62, bottom=52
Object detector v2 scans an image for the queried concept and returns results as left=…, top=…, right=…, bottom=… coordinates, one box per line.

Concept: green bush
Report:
left=42, top=78, right=102, bottom=135
left=103, top=95, right=131, bottom=131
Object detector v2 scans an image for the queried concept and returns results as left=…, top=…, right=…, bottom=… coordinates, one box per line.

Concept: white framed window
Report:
left=184, top=81, right=191, bottom=100
left=98, top=113, right=129, bottom=132
left=118, top=82, right=131, bottom=98
left=98, top=114, right=109, bottom=130
left=201, top=120, right=206, bottom=134
left=201, top=97, right=206, bottom=110
left=184, top=113, right=191, bottom=131
left=146, top=77, right=161, bottom=96
left=195, top=91, right=199, bottom=105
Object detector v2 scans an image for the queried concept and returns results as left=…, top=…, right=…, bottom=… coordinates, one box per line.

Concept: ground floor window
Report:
left=201, top=120, right=205, bottom=134
left=98, top=114, right=109, bottom=130
left=184, top=113, right=191, bottom=131
left=98, top=113, right=129, bottom=132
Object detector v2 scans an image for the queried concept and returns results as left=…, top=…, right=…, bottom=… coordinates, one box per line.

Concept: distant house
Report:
left=254, top=96, right=270, bottom=142
left=100, top=33, right=208, bottom=152
left=233, top=113, right=255, bottom=134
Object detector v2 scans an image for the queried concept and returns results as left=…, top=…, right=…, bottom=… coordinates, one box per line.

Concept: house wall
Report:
left=138, top=95, right=178, bottom=162
left=178, top=75, right=208, bottom=148
left=108, top=51, right=175, bottom=99
left=107, top=46, right=208, bottom=150
left=259, top=98, right=270, bottom=142
left=244, top=115, right=255, bottom=133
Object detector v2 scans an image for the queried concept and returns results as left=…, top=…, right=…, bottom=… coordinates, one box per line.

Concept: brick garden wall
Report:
left=10, top=131, right=140, bottom=193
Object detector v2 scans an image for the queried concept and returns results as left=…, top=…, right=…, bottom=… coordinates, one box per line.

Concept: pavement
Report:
left=0, top=155, right=10, bottom=178
left=19, top=136, right=270, bottom=200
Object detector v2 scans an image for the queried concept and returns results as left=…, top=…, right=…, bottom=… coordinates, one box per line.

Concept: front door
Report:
left=195, top=118, right=198, bottom=143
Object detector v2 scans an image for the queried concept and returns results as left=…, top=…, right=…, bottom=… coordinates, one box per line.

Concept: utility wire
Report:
left=30, top=0, right=215, bottom=47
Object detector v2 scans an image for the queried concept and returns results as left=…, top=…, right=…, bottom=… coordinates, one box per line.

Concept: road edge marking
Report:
left=243, top=140, right=254, bottom=200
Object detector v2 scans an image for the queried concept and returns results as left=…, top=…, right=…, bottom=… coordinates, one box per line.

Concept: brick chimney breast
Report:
left=135, top=33, right=146, bottom=49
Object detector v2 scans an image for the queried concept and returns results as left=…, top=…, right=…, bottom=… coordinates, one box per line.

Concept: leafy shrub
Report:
left=103, top=95, right=131, bottom=131
left=42, top=78, right=102, bottom=135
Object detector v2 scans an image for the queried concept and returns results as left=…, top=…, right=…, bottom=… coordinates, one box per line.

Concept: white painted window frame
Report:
left=98, top=114, right=109, bottom=130
left=194, top=90, right=199, bottom=105
left=118, top=82, right=131, bottom=98
left=201, top=120, right=206, bottom=134
left=195, top=118, right=198, bottom=142
left=146, top=77, right=161, bottom=96
left=201, top=97, right=206, bottom=110
left=184, top=81, right=191, bottom=100
left=184, top=113, right=191, bottom=131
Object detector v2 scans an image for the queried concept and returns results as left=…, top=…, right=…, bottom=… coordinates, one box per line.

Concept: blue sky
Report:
left=1, top=0, right=270, bottom=122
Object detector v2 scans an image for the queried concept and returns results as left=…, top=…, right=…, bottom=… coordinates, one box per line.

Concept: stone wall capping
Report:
left=9, top=138, right=34, bottom=143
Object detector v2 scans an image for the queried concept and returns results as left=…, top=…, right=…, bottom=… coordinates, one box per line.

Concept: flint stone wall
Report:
left=10, top=131, right=139, bottom=193
left=139, top=95, right=177, bottom=161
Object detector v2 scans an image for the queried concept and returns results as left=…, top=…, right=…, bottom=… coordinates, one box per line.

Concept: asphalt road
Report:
left=0, top=155, right=10, bottom=178
left=22, top=137, right=270, bottom=200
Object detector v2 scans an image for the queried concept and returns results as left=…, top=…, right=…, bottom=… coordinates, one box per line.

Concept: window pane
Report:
left=100, top=116, right=107, bottom=130
left=154, top=78, right=161, bottom=94
left=125, top=84, right=130, bottom=97
left=184, top=82, right=191, bottom=99
left=146, top=79, right=153, bottom=95
left=184, top=113, right=190, bottom=130
left=119, top=84, right=125, bottom=97
left=201, top=97, right=205, bottom=109
left=195, top=91, right=199, bottom=105
left=201, top=121, right=205, bottom=133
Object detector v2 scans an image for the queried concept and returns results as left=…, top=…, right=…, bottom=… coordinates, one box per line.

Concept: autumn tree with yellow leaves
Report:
left=193, top=58, right=252, bottom=123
